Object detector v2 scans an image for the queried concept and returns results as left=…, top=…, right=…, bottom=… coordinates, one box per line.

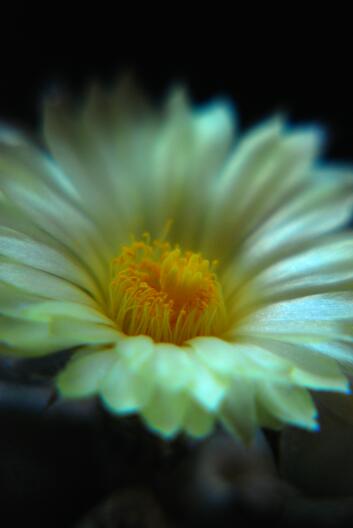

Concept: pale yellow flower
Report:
left=1, top=79, right=353, bottom=442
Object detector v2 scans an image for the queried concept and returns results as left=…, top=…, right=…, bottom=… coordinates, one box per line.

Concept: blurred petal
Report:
left=101, top=359, right=155, bottom=414
left=141, top=390, right=188, bottom=437
left=257, top=383, right=318, bottom=430
left=57, top=348, right=117, bottom=397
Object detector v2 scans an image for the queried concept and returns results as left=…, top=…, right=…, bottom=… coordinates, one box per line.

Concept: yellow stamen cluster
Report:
left=109, top=236, right=226, bottom=344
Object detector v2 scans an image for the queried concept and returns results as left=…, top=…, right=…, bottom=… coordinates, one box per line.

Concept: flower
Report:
left=1, top=78, right=353, bottom=442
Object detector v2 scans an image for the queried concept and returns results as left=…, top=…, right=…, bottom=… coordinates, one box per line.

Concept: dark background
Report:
left=1, top=21, right=352, bottom=162
left=1, top=18, right=353, bottom=527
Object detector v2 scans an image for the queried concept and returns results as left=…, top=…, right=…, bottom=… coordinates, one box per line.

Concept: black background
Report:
left=1, top=19, right=352, bottom=162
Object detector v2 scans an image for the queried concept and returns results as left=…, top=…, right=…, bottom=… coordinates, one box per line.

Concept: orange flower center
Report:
left=109, top=235, right=226, bottom=344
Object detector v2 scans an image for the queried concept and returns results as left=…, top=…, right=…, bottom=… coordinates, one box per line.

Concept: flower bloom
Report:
left=1, top=78, right=353, bottom=442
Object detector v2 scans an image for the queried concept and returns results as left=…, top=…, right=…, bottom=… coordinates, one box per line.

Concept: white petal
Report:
left=183, top=399, right=215, bottom=437
left=141, top=390, right=188, bottom=437
left=238, top=171, right=353, bottom=275
left=188, top=359, right=228, bottom=411
left=146, top=89, right=235, bottom=245
left=0, top=227, right=101, bottom=299
left=0, top=261, right=96, bottom=306
left=50, top=317, right=120, bottom=344
left=189, top=337, right=242, bottom=375
left=42, top=89, right=148, bottom=242
left=236, top=293, right=353, bottom=346
left=117, top=335, right=155, bottom=371
left=244, top=337, right=350, bottom=392
left=0, top=181, right=111, bottom=286
left=220, top=379, right=257, bottom=444
left=0, top=314, right=75, bottom=356
left=101, top=359, right=154, bottom=413
left=256, top=382, right=318, bottom=430
left=57, top=349, right=117, bottom=397
left=152, top=342, right=195, bottom=391
left=19, top=301, right=111, bottom=324
left=0, top=128, right=76, bottom=198
left=202, top=120, right=326, bottom=259
left=243, top=236, right=353, bottom=309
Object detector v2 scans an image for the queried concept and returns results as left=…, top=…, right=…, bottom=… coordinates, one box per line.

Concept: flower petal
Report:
left=246, top=337, right=350, bottom=392
left=0, top=261, right=97, bottom=306
left=188, top=360, right=228, bottom=411
left=0, top=314, right=74, bottom=356
left=220, top=379, right=257, bottom=444
left=152, top=343, right=196, bottom=391
left=100, top=358, right=155, bottom=414
left=257, top=382, right=318, bottom=430
left=141, top=390, right=188, bottom=437
left=57, top=348, right=118, bottom=397
left=183, top=399, right=215, bottom=437
left=0, top=227, right=101, bottom=300
left=236, top=293, right=353, bottom=347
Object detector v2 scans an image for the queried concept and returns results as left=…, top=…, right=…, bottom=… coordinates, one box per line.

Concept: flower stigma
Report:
left=109, top=234, right=227, bottom=344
